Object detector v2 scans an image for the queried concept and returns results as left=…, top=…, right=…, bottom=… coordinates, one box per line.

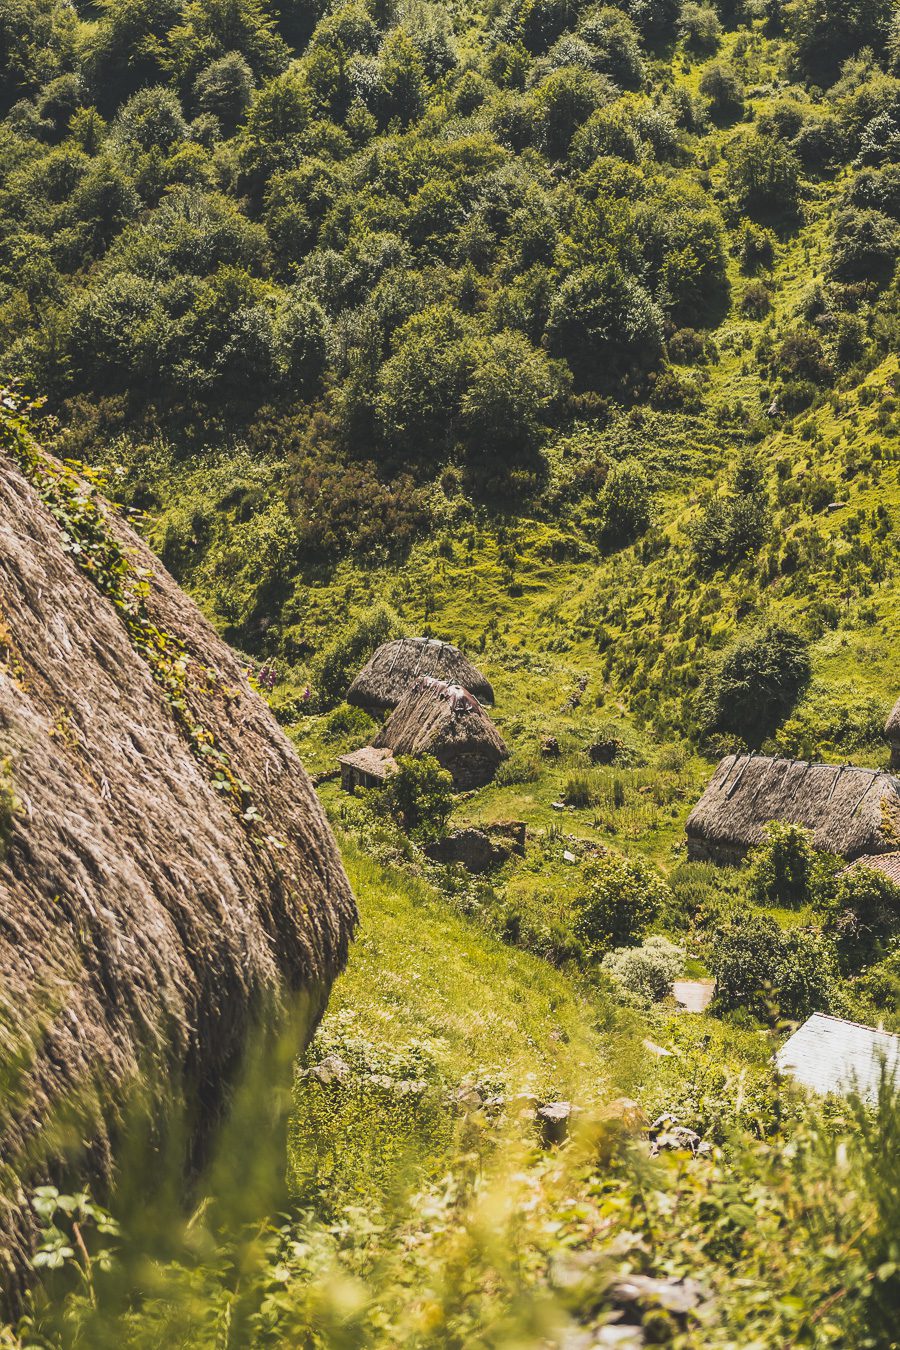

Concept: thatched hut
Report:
left=0, top=435, right=356, bottom=1305
left=347, top=637, right=493, bottom=713
left=339, top=746, right=398, bottom=791
left=374, top=677, right=508, bottom=789
left=885, top=697, right=900, bottom=770
left=686, top=754, right=900, bottom=865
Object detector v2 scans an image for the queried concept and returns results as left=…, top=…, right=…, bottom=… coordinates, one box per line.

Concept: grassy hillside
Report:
left=3, top=0, right=900, bottom=1342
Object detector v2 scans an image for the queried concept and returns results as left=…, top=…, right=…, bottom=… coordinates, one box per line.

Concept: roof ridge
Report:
left=802, top=1012, right=900, bottom=1040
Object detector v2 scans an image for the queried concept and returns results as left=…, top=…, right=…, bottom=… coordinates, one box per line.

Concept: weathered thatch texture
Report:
left=347, top=638, right=493, bottom=712
left=373, top=678, right=508, bottom=789
left=885, top=697, right=900, bottom=769
left=0, top=451, right=356, bottom=1305
left=686, top=754, right=900, bottom=864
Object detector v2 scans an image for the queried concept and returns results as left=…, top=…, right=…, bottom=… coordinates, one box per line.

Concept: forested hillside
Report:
left=2, top=0, right=900, bottom=1344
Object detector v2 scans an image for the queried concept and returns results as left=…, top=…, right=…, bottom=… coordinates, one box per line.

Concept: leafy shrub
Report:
left=711, top=911, right=836, bottom=1020
left=572, top=851, right=671, bottom=959
left=321, top=703, right=376, bottom=743
left=595, top=457, right=653, bottom=547
left=601, top=934, right=684, bottom=1003
left=313, top=603, right=400, bottom=709
left=827, top=207, right=900, bottom=283
left=740, top=279, right=772, bottom=317
left=689, top=452, right=769, bottom=573
left=746, top=821, right=823, bottom=909
left=698, top=623, right=811, bottom=746
left=819, top=865, right=900, bottom=972
left=373, top=755, right=454, bottom=842
left=726, top=134, right=801, bottom=218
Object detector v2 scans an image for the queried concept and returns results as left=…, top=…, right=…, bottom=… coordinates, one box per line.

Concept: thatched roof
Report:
left=0, top=442, right=356, bottom=1305
left=339, top=746, right=398, bottom=782
left=686, top=754, right=900, bottom=862
left=373, top=677, right=508, bottom=789
left=347, top=638, right=493, bottom=712
left=885, top=696, right=900, bottom=742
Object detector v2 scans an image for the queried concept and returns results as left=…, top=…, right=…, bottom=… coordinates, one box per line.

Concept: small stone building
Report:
left=338, top=746, right=398, bottom=792
left=686, top=754, right=900, bottom=865
left=776, top=1013, right=900, bottom=1103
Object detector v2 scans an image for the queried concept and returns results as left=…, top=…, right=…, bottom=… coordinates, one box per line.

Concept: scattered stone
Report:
left=541, top=735, right=561, bottom=757
left=643, top=1038, right=674, bottom=1058
left=303, top=1054, right=351, bottom=1086
left=538, top=1100, right=578, bottom=1146
left=563, top=849, right=577, bottom=863
left=648, top=1113, right=711, bottom=1157
left=826, top=500, right=847, bottom=513
left=486, top=819, right=527, bottom=855
left=551, top=800, right=566, bottom=811
left=424, top=828, right=510, bottom=874
left=600, top=1098, right=649, bottom=1134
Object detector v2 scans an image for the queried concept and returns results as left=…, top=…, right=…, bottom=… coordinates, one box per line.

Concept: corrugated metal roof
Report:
left=776, top=1013, right=900, bottom=1102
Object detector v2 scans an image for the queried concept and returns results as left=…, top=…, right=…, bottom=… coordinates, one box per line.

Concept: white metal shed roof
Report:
left=776, top=1013, right=900, bottom=1103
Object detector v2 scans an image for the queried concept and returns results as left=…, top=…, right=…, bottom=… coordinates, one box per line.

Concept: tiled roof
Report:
left=776, top=1013, right=900, bottom=1103
left=847, top=852, right=900, bottom=885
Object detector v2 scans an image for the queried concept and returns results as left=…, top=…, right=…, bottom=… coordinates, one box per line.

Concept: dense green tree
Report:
left=788, top=0, right=895, bottom=84
left=546, top=262, right=663, bottom=389
left=376, top=27, right=427, bottom=128
left=726, top=134, right=801, bottom=218
left=595, top=457, right=652, bottom=547
left=819, top=865, right=900, bottom=972
left=711, top=911, right=835, bottom=1020
left=747, top=822, right=822, bottom=909
left=827, top=207, right=900, bottom=283
left=193, top=52, right=255, bottom=129
left=375, top=303, right=474, bottom=456
left=699, top=61, right=744, bottom=121
left=0, top=0, right=76, bottom=114
left=699, top=622, right=812, bottom=746
left=165, top=0, right=290, bottom=88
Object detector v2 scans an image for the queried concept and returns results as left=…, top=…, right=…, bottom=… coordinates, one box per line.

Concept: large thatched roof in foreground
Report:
left=686, top=754, right=900, bottom=863
left=347, top=638, right=493, bottom=712
left=0, top=441, right=356, bottom=1305
left=374, top=678, right=508, bottom=789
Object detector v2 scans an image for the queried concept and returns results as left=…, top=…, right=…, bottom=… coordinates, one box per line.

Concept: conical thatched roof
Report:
left=686, top=754, right=900, bottom=864
left=347, top=638, right=493, bottom=713
left=373, top=677, right=508, bottom=789
left=0, top=433, right=356, bottom=1305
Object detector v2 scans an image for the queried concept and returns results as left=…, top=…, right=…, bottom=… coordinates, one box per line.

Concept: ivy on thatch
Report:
left=0, top=435, right=356, bottom=1307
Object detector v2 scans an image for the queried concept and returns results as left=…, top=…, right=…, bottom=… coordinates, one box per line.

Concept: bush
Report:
left=601, top=935, right=684, bottom=1003
left=678, top=2, right=721, bottom=51
left=572, top=851, right=671, bottom=959
left=595, top=458, right=653, bottom=548
left=726, top=134, right=801, bottom=219
left=563, top=773, right=596, bottom=808
left=711, top=910, right=836, bottom=1020
left=313, top=604, right=400, bottom=709
left=373, top=755, right=454, bottom=842
left=698, top=623, right=811, bottom=746
left=746, top=821, right=823, bottom=909
left=699, top=62, right=744, bottom=121
left=690, top=452, right=770, bottom=573
left=827, top=207, right=900, bottom=284
left=819, top=866, right=900, bottom=972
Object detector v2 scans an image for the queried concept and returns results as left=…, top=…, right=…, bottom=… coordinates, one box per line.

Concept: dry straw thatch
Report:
left=347, top=637, right=493, bottom=713
left=0, top=444, right=356, bottom=1304
left=374, top=678, right=508, bottom=789
left=686, top=754, right=900, bottom=864
left=885, top=697, right=900, bottom=770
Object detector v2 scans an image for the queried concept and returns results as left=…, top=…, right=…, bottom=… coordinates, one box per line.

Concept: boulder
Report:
left=424, top=823, right=524, bottom=873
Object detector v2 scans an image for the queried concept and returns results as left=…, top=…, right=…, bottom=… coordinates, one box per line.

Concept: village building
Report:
left=885, top=696, right=900, bottom=770
left=686, top=754, right=900, bottom=865
left=347, top=637, right=494, bottom=713
left=372, top=677, right=508, bottom=790
left=777, top=1013, right=900, bottom=1103
left=338, top=746, right=399, bottom=792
